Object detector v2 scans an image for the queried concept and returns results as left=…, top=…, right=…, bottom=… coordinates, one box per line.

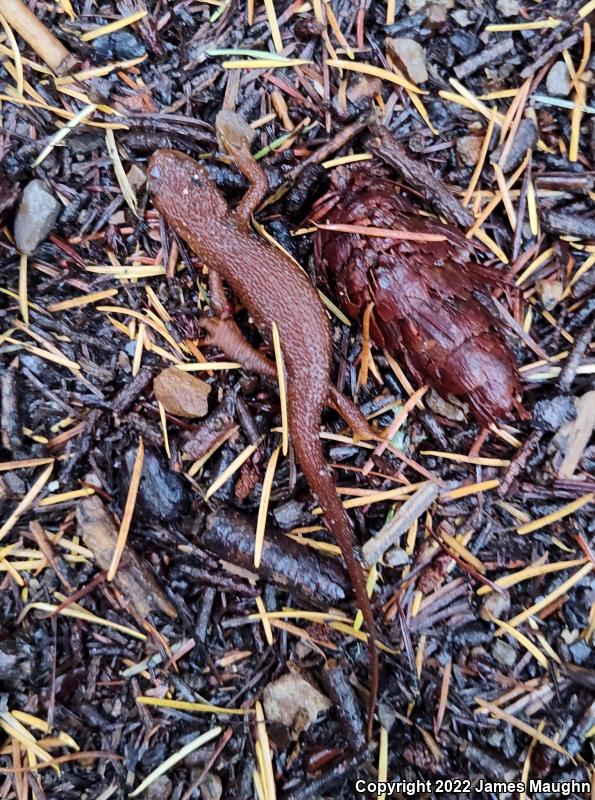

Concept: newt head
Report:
left=148, top=148, right=228, bottom=222
left=216, top=109, right=255, bottom=157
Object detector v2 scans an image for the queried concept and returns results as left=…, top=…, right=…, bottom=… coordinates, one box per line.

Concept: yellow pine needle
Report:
left=177, top=361, right=241, bottom=371
left=187, top=425, right=239, bottom=477
left=255, top=595, right=274, bottom=646
left=473, top=227, right=509, bottom=263
left=255, top=702, right=276, bottom=800
left=137, top=697, right=250, bottom=715
left=80, top=10, right=148, bottom=42
left=0, top=457, right=54, bottom=472
left=0, top=463, right=53, bottom=543
left=449, top=78, right=504, bottom=122
left=131, top=322, right=145, bottom=377
left=474, top=698, right=570, bottom=756
left=312, top=483, right=422, bottom=514
left=222, top=58, right=311, bottom=69
left=263, top=0, right=283, bottom=52
left=579, top=0, right=595, bottom=16
left=57, top=0, right=75, bottom=19
left=328, top=58, right=425, bottom=95
left=323, top=153, right=373, bottom=169
left=38, top=487, right=95, bottom=506
left=255, top=445, right=281, bottom=568
left=486, top=18, right=560, bottom=32
left=415, top=634, right=426, bottom=678
left=354, top=562, right=378, bottom=631
left=411, top=590, right=423, bottom=618
left=493, top=162, right=516, bottom=231
left=561, top=251, right=595, bottom=299
left=158, top=401, right=170, bottom=459
left=477, top=558, right=587, bottom=595
left=87, top=265, right=165, bottom=277
left=271, top=322, right=288, bottom=456
left=330, top=621, right=398, bottom=654
left=18, top=253, right=28, bottom=325
left=10, top=711, right=50, bottom=734
left=326, top=3, right=353, bottom=58
left=97, top=305, right=182, bottom=353
left=441, top=479, right=500, bottom=501
left=21, top=598, right=146, bottom=639
left=421, top=451, right=510, bottom=467
left=463, top=109, right=496, bottom=207
left=248, top=609, right=351, bottom=623
left=569, top=80, right=585, bottom=163
left=378, top=727, right=389, bottom=800
left=33, top=104, right=96, bottom=167
left=439, top=530, right=485, bottom=573
left=490, top=615, right=548, bottom=667
left=479, top=89, right=520, bottom=100
left=253, top=768, right=267, bottom=800
left=0, top=93, right=128, bottom=130
left=105, top=128, right=138, bottom=213
left=500, top=562, right=594, bottom=630
left=107, top=438, right=144, bottom=581
left=517, top=492, right=594, bottom=535
left=527, top=179, right=539, bottom=236
left=55, top=55, right=146, bottom=83
left=48, top=288, right=118, bottom=312
left=129, top=727, right=222, bottom=797
left=515, top=246, right=556, bottom=286
left=205, top=443, right=258, bottom=500
left=0, top=713, right=54, bottom=768
left=0, top=12, right=23, bottom=96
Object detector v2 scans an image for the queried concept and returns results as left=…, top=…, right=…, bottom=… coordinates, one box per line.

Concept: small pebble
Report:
left=14, top=179, right=61, bottom=255
left=154, top=366, right=211, bottom=418
left=533, top=396, right=577, bottom=432
left=263, top=672, right=331, bottom=732
left=535, top=278, right=564, bottom=310
left=457, top=135, right=483, bottom=167
left=480, top=590, right=511, bottom=621
left=389, top=38, right=428, bottom=84
left=546, top=61, right=572, bottom=97
left=492, top=639, right=517, bottom=667
left=496, top=0, right=520, bottom=16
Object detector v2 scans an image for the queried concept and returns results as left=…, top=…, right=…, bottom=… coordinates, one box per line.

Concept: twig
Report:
left=1, top=0, right=76, bottom=74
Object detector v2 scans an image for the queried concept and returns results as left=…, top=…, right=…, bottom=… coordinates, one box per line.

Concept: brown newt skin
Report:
left=148, top=111, right=378, bottom=739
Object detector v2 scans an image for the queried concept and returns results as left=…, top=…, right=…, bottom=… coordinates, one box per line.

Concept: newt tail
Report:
left=147, top=110, right=379, bottom=739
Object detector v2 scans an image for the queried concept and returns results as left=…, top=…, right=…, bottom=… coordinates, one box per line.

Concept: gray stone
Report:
left=389, top=38, right=428, bottom=84
left=492, top=639, right=517, bottom=667
left=480, top=590, right=511, bottom=621
left=546, top=61, right=572, bottom=97
left=14, top=179, right=61, bottom=255
left=496, top=0, right=520, bottom=16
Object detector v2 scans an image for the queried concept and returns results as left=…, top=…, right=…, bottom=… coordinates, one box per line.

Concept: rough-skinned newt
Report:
left=148, top=110, right=379, bottom=739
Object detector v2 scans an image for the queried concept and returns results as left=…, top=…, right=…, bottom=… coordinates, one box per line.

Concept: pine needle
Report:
left=421, top=451, right=510, bottom=467
left=255, top=595, right=274, bottom=646
left=107, top=438, right=144, bottom=581
left=477, top=558, right=587, bottom=595
left=463, top=109, right=496, bottom=207
left=441, top=479, right=500, bottom=501
left=136, top=697, right=250, bottom=715
left=205, top=443, right=258, bottom=500
left=129, top=727, right=222, bottom=797
left=501, top=562, right=594, bottom=630
left=105, top=128, right=138, bottom=213
left=32, top=104, right=96, bottom=167
left=255, top=702, right=276, bottom=800
left=517, top=492, right=593, bottom=535
left=486, top=18, right=560, bottom=32
left=255, top=445, right=281, bottom=568
left=327, top=59, right=425, bottom=95
left=322, top=153, right=373, bottom=169
left=21, top=599, right=146, bottom=640
left=18, top=254, right=28, bottom=325
left=80, top=10, right=148, bottom=42
left=378, top=727, right=389, bottom=800
left=0, top=12, right=23, bottom=96
left=271, top=322, right=288, bottom=456
left=0, top=463, right=53, bottom=543
left=474, top=698, right=570, bottom=757
left=48, top=288, right=118, bottom=312
left=263, top=0, right=283, bottom=53
left=490, top=615, right=548, bottom=667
